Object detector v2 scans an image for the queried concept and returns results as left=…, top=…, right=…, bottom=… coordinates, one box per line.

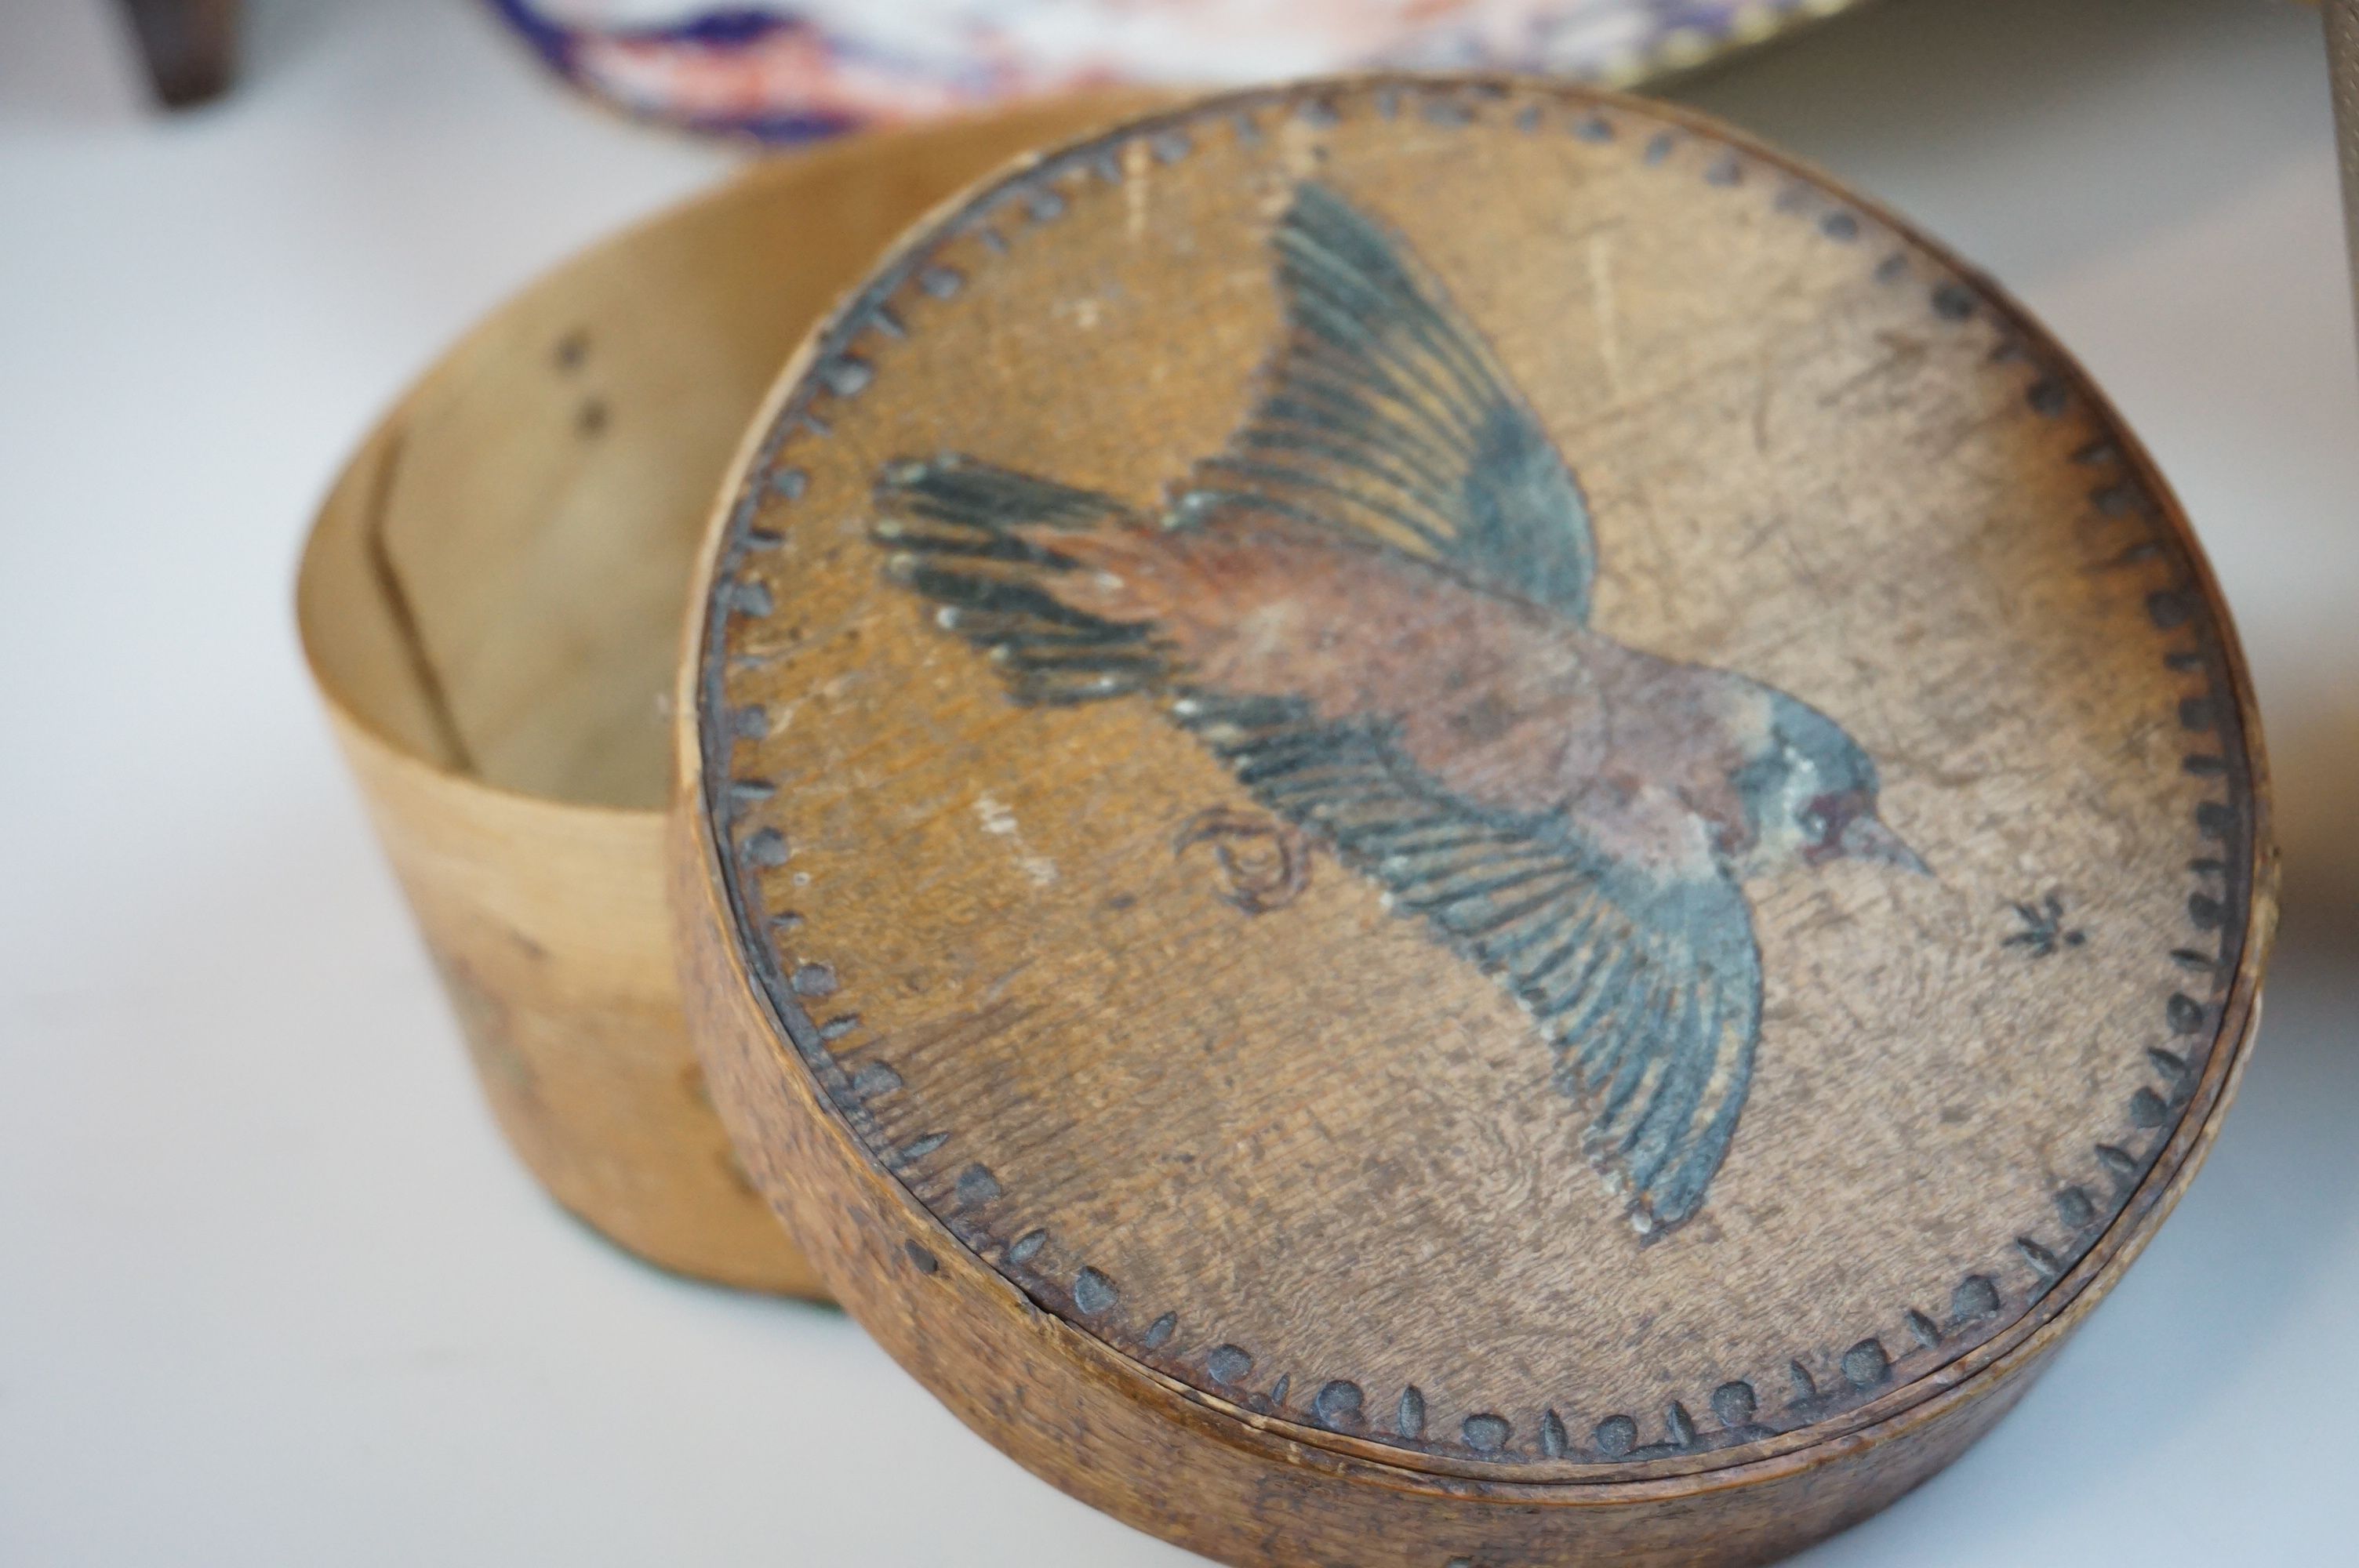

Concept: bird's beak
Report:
left=1840, top=814, right=1931, bottom=876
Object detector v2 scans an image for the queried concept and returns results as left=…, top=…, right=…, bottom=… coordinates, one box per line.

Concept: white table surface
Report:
left=3, top=1, right=2354, bottom=1563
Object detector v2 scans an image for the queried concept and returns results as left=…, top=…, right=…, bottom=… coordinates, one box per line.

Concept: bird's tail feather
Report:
left=871, top=455, right=1172, bottom=706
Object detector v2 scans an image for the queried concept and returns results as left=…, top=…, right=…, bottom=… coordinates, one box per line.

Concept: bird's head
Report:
left=1735, top=692, right=1928, bottom=879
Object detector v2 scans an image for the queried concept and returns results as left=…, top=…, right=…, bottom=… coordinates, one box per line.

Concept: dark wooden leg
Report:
left=119, top=0, right=241, bottom=109
left=2328, top=0, right=2359, bottom=334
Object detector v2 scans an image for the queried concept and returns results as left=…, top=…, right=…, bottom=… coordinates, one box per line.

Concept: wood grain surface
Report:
left=296, top=95, right=1157, bottom=1294
left=678, top=78, right=2274, bottom=1563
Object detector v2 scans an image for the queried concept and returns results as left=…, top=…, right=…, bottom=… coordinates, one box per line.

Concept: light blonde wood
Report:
left=297, top=95, right=1161, bottom=1294
left=677, top=78, right=2275, bottom=1559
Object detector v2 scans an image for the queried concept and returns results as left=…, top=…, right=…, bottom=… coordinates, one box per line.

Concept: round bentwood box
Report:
left=296, top=95, right=1159, bottom=1297
left=673, top=79, right=2275, bottom=1566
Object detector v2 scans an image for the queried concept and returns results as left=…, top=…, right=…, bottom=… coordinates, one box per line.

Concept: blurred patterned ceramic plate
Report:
left=485, top=0, right=1866, bottom=142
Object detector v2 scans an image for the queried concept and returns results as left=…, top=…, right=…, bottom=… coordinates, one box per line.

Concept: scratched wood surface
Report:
left=296, top=96, right=1154, bottom=1295
left=678, top=79, right=2274, bottom=1563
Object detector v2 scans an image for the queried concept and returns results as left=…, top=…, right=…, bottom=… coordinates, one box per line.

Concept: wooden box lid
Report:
left=671, top=79, right=2274, bottom=1567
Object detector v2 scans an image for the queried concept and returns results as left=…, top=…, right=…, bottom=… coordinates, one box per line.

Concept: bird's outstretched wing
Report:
left=1176, top=692, right=1759, bottom=1235
left=1172, top=181, right=1598, bottom=624
left=871, top=457, right=1754, bottom=1230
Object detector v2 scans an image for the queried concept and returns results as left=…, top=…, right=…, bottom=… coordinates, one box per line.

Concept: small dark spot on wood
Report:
left=1705, top=153, right=1740, bottom=186
left=1787, top=1360, right=1820, bottom=1404
left=2092, top=482, right=2139, bottom=515
left=1025, top=187, right=1066, bottom=223
left=2165, top=994, right=2206, bottom=1034
left=850, top=1062, right=900, bottom=1098
left=791, top=961, right=838, bottom=997
left=867, top=303, right=906, bottom=339
left=1314, top=1380, right=1364, bottom=1428
left=742, top=526, right=783, bottom=551
left=822, top=357, right=873, bottom=398
left=576, top=397, right=608, bottom=437
left=1539, top=1407, right=1569, bottom=1456
left=2182, top=754, right=2228, bottom=777
left=1952, top=1274, right=2001, bottom=1323
left=2074, top=437, right=2119, bottom=465
left=1141, top=1312, right=1177, bottom=1350
left=1875, top=252, right=1909, bottom=285
left=1150, top=130, right=1192, bottom=164
left=2146, top=590, right=2192, bottom=629
left=1575, top=113, right=1614, bottom=142
left=769, top=910, right=803, bottom=934
left=2169, top=948, right=2215, bottom=971
left=818, top=1013, right=860, bottom=1043
left=2190, top=856, right=2225, bottom=876
left=1773, top=183, right=1811, bottom=213
left=1461, top=1414, right=1510, bottom=1453
left=730, top=578, right=774, bottom=618
left=1072, top=1267, right=1118, bottom=1316
left=1841, top=1340, right=1891, bottom=1389
left=1594, top=1414, right=1637, bottom=1457
left=2095, top=1142, right=2139, bottom=1181
left=897, top=1131, right=949, bottom=1163
left=1665, top=1402, right=1698, bottom=1447
left=2149, top=1047, right=2192, bottom=1087
left=2017, top=1236, right=2062, bottom=1275
left=1268, top=1374, right=1289, bottom=1406
left=1397, top=1385, right=1427, bottom=1439
left=903, top=1240, right=939, bottom=1275
left=976, top=227, right=1008, bottom=256
left=2055, top=1185, right=2096, bottom=1228
left=1711, top=1381, right=1757, bottom=1428
left=732, top=706, right=769, bottom=742
left=767, top=466, right=807, bottom=500
left=1297, top=99, right=1339, bottom=128
left=1374, top=87, right=1401, bottom=119
left=728, top=777, right=776, bottom=809
left=2166, top=649, right=2205, bottom=671
left=1931, top=282, right=1975, bottom=321
left=1644, top=131, right=1675, bottom=164
left=2129, top=1087, right=2169, bottom=1127
left=1514, top=105, right=1542, bottom=133
left=743, top=828, right=790, bottom=868
left=955, top=1163, right=1001, bottom=1207
left=1207, top=1344, right=1253, bottom=1385
left=2179, top=697, right=2215, bottom=731
left=918, top=266, right=964, bottom=299
left=2189, top=891, right=2226, bottom=929
left=554, top=329, right=590, bottom=370
left=1905, top=1310, right=1941, bottom=1348
left=1006, top=1229, right=1046, bottom=1265
left=1423, top=98, right=1472, bottom=126
left=1230, top=110, right=1263, bottom=145
left=2026, top=379, right=2067, bottom=416
left=2194, top=801, right=2234, bottom=837
left=1819, top=210, right=1859, bottom=241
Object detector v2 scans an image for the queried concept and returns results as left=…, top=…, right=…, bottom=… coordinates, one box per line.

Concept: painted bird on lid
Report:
left=868, top=180, right=1925, bottom=1236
